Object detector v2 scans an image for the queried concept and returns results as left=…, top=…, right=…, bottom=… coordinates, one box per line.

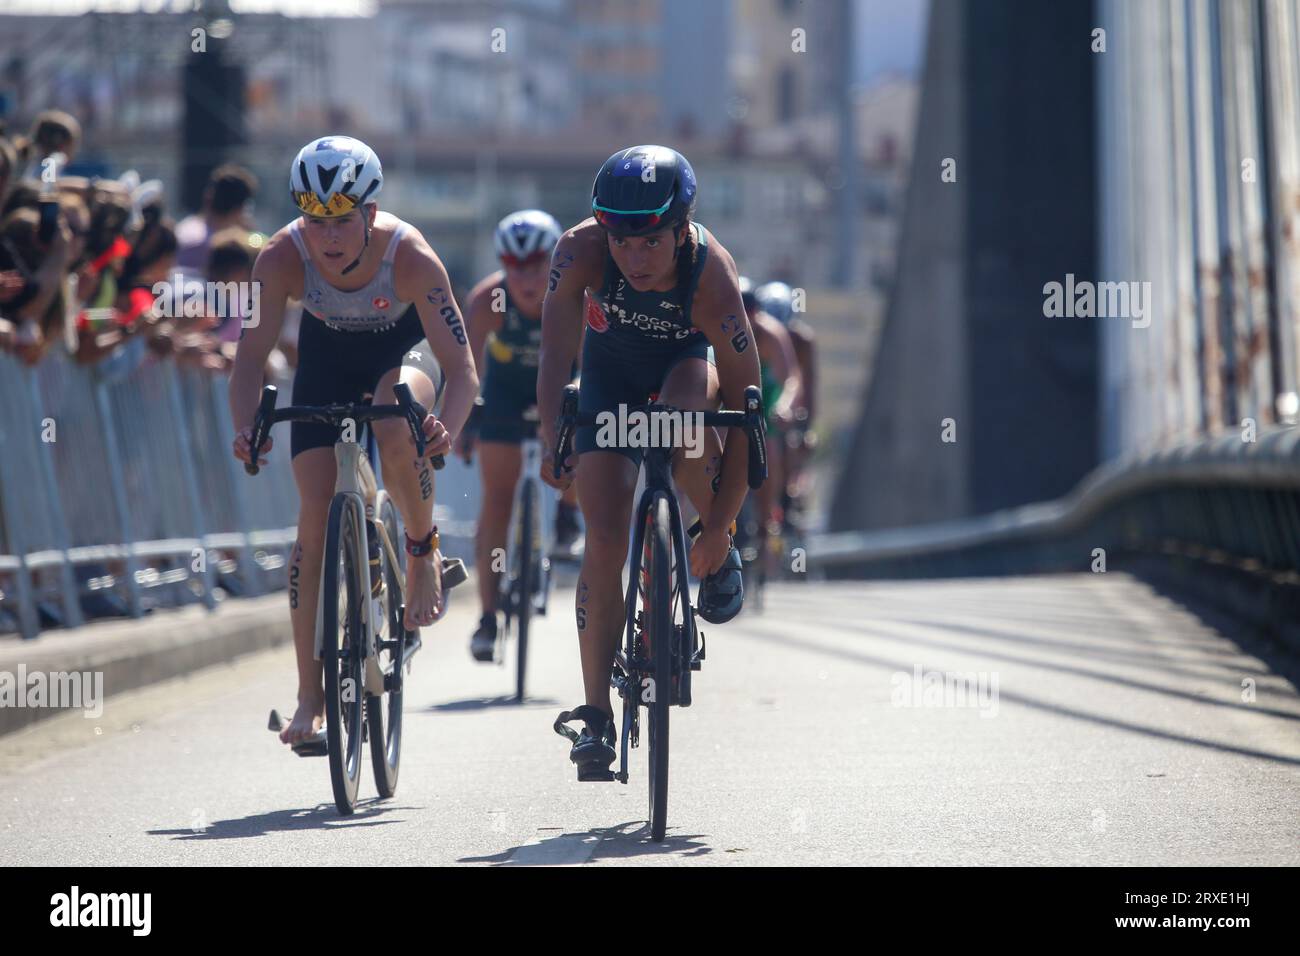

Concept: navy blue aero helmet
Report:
left=591, top=145, right=697, bottom=237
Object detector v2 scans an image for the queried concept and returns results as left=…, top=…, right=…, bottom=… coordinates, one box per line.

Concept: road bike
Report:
left=248, top=383, right=465, bottom=814
left=463, top=399, right=556, bottom=702
left=551, top=384, right=766, bottom=840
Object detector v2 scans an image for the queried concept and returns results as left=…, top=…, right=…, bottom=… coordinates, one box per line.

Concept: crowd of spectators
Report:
left=0, top=108, right=295, bottom=377
left=0, top=108, right=305, bottom=631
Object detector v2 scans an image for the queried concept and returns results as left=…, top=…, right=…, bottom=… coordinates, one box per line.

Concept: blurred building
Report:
left=571, top=0, right=730, bottom=139
left=0, top=0, right=923, bottom=337
left=729, top=0, right=845, bottom=149
left=333, top=0, right=577, bottom=136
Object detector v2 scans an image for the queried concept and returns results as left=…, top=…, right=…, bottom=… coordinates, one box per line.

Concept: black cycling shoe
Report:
left=687, top=519, right=744, bottom=624
left=470, top=613, right=498, bottom=662
left=554, top=705, right=616, bottom=781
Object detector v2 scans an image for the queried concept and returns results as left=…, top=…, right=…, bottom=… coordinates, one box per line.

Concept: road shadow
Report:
left=741, top=618, right=1300, bottom=766
left=1128, top=559, right=1300, bottom=695
left=148, top=798, right=409, bottom=840
left=460, top=820, right=711, bottom=865
left=806, top=603, right=1274, bottom=682
left=424, top=695, right=561, bottom=712
left=782, top=599, right=1296, bottom=721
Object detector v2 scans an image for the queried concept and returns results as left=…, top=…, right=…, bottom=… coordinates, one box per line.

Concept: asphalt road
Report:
left=2, top=572, right=1297, bottom=866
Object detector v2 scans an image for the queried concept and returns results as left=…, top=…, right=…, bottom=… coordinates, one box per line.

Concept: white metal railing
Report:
left=0, top=346, right=299, bottom=639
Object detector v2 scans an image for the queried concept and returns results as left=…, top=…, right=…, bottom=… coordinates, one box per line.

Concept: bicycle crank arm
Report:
left=400, top=630, right=423, bottom=669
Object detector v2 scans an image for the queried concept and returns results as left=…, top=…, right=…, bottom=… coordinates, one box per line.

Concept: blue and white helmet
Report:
left=289, top=135, right=383, bottom=217
left=494, top=209, right=562, bottom=263
left=755, top=281, right=794, bottom=324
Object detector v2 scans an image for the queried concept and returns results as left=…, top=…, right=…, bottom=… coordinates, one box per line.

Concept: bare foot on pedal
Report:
left=404, top=549, right=444, bottom=631
left=279, top=695, right=324, bottom=746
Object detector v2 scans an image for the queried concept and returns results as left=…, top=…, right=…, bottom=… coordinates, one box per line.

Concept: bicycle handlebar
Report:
left=551, top=383, right=768, bottom=489
left=244, top=383, right=446, bottom=476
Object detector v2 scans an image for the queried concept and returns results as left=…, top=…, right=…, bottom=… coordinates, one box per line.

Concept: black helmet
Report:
left=591, top=145, right=697, bottom=237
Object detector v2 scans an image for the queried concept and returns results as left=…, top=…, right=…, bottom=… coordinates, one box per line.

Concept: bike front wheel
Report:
left=643, top=495, right=673, bottom=841
left=368, top=494, right=404, bottom=798
left=323, top=494, right=367, bottom=815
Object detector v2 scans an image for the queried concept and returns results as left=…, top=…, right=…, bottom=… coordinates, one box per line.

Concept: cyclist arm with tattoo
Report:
left=537, top=227, right=601, bottom=489
left=396, top=233, right=479, bottom=454
left=692, top=244, right=761, bottom=540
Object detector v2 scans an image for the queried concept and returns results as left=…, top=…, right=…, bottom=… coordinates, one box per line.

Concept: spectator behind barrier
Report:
left=74, top=204, right=177, bottom=365
left=0, top=108, right=273, bottom=381
left=201, top=227, right=294, bottom=376
left=0, top=133, right=15, bottom=211
left=205, top=227, right=256, bottom=340
left=13, top=110, right=82, bottom=180
left=175, top=163, right=258, bottom=279
left=0, top=205, right=72, bottom=365
left=0, top=136, right=19, bottom=349
left=1, top=178, right=39, bottom=218
left=69, top=184, right=134, bottom=362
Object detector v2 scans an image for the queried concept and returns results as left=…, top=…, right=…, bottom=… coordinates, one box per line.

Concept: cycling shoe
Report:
left=553, top=705, right=617, bottom=781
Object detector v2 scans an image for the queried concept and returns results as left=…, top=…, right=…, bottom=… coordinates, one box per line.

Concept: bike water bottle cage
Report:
left=405, top=527, right=439, bottom=557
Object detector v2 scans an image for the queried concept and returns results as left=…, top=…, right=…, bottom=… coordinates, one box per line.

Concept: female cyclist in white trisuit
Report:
left=229, top=136, right=478, bottom=748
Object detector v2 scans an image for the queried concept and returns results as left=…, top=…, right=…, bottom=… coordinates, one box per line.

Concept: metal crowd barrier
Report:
left=0, top=347, right=300, bottom=639
left=810, top=425, right=1300, bottom=581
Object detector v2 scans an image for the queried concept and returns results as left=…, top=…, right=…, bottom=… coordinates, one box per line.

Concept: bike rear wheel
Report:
left=368, top=495, right=404, bottom=798
left=323, top=494, right=366, bottom=815
left=644, top=495, right=673, bottom=841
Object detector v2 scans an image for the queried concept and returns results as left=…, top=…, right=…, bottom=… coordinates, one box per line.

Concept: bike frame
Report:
left=246, top=382, right=457, bottom=813
left=612, top=440, right=699, bottom=784
left=551, top=382, right=766, bottom=816
left=313, top=439, right=409, bottom=694
left=467, top=406, right=555, bottom=636
left=507, top=431, right=551, bottom=616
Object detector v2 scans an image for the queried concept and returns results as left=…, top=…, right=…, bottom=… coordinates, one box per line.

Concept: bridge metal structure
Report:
left=824, top=0, right=1300, bottom=648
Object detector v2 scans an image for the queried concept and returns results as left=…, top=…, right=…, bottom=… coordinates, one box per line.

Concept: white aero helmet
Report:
left=494, top=209, right=562, bottom=263
left=755, top=281, right=794, bottom=325
left=290, top=135, right=383, bottom=218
